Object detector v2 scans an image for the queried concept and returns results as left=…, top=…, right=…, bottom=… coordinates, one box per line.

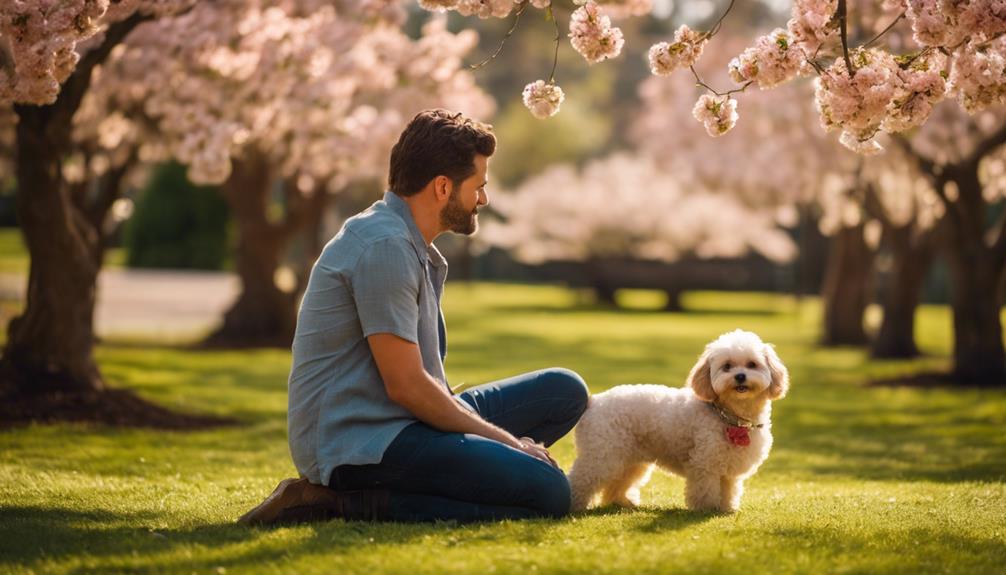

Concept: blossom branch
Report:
left=547, top=4, right=559, bottom=83
left=704, top=0, right=737, bottom=40
left=471, top=1, right=528, bottom=70
left=837, top=0, right=854, bottom=75
left=862, top=10, right=905, bottom=49
left=690, top=65, right=751, bottom=97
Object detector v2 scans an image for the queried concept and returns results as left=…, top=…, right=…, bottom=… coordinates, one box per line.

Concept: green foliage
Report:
left=492, top=94, right=613, bottom=188
left=1, top=284, right=1005, bottom=574
left=124, top=163, right=230, bottom=271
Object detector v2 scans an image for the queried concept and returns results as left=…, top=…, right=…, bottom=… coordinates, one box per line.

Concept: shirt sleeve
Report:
left=351, top=237, right=423, bottom=343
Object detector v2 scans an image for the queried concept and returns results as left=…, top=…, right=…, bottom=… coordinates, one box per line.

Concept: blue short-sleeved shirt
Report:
left=287, top=191, right=460, bottom=485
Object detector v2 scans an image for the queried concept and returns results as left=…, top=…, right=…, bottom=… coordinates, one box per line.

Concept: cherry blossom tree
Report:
left=0, top=1, right=195, bottom=397
left=632, top=32, right=950, bottom=352
left=111, top=1, right=493, bottom=346
left=421, top=0, right=1006, bottom=156
left=481, top=153, right=797, bottom=307
left=0, top=1, right=492, bottom=403
left=632, top=36, right=884, bottom=344
left=895, top=103, right=1006, bottom=383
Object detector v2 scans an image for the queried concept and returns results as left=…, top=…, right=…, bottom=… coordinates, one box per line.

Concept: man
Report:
left=240, top=109, right=589, bottom=524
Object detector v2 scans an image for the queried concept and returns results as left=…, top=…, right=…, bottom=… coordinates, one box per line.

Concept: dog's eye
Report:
left=722, top=362, right=732, bottom=371
left=747, top=361, right=757, bottom=369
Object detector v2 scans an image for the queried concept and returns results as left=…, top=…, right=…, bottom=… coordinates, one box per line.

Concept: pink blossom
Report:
left=728, top=28, right=803, bottom=88
left=692, top=94, right=738, bottom=137
left=454, top=0, right=515, bottom=19
left=882, top=51, right=948, bottom=133
left=905, top=0, right=956, bottom=46
left=569, top=2, right=624, bottom=64
left=418, top=0, right=460, bottom=12
left=0, top=0, right=194, bottom=105
left=947, top=38, right=1006, bottom=113
left=787, top=0, right=838, bottom=53
left=957, top=0, right=1006, bottom=43
left=647, top=25, right=706, bottom=76
left=815, top=49, right=900, bottom=152
left=522, top=79, right=564, bottom=118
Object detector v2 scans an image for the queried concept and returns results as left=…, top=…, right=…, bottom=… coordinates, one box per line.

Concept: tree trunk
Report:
left=203, top=157, right=296, bottom=347
left=663, top=289, right=683, bottom=312
left=942, top=166, right=1005, bottom=384
left=586, top=259, right=617, bottom=306
left=871, top=225, right=935, bottom=358
left=0, top=108, right=103, bottom=395
left=820, top=223, right=874, bottom=346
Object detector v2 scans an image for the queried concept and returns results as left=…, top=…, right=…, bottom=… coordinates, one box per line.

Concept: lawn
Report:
left=1, top=284, right=1004, bottom=574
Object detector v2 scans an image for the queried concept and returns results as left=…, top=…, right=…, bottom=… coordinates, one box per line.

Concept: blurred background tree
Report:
left=124, top=162, right=230, bottom=271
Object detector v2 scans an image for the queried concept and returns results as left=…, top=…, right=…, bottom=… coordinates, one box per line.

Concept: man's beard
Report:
left=440, top=190, right=478, bottom=235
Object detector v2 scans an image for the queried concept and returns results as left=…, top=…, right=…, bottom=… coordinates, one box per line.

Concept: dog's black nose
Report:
left=734, top=373, right=747, bottom=383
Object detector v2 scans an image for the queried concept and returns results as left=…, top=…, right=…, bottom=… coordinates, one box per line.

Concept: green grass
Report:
left=2, top=283, right=1005, bottom=574
left=0, top=228, right=125, bottom=274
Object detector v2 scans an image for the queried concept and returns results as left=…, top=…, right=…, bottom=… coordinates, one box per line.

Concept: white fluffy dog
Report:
left=568, top=329, right=789, bottom=513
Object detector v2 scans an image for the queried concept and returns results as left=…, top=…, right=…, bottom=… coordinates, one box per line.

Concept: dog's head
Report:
left=686, top=329, right=789, bottom=403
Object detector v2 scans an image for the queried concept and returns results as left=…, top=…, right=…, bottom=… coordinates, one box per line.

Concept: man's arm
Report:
left=367, top=333, right=556, bottom=467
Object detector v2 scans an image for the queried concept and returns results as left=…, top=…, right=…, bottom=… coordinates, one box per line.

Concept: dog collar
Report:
left=708, top=401, right=765, bottom=430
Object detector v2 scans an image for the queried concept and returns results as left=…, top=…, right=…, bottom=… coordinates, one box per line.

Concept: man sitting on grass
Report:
left=239, top=109, right=589, bottom=524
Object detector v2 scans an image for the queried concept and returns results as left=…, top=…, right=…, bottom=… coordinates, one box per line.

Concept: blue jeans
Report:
left=328, top=368, right=589, bottom=522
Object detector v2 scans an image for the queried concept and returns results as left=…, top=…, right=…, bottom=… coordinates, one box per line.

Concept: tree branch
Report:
left=280, top=177, right=329, bottom=240
left=862, top=182, right=893, bottom=229
left=963, top=121, right=1006, bottom=170
left=862, top=10, right=906, bottom=49
left=837, top=0, right=855, bottom=75
left=39, top=11, right=155, bottom=137
left=86, top=148, right=137, bottom=230
left=471, top=1, right=527, bottom=71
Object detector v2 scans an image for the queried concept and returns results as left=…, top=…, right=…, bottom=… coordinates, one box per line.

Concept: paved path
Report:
left=0, top=270, right=240, bottom=340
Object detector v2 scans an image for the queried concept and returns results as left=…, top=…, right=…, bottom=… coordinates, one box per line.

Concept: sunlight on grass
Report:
left=1, top=283, right=1005, bottom=574
left=0, top=228, right=125, bottom=275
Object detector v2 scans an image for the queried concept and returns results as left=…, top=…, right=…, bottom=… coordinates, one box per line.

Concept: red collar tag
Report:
left=726, top=426, right=751, bottom=447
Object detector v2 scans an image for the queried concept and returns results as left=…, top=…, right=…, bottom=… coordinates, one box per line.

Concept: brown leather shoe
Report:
left=237, top=478, right=390, bottom=525
left=237, top=478, right=342, bottom=526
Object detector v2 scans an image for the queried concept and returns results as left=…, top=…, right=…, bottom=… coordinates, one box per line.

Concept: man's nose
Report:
left=479, top=188, right=489, bottom=207
left=734, top=372, right=746, bottom=383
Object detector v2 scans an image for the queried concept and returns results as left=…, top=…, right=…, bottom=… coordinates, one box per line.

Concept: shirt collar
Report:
left=383, top=191, right=447, bottom=269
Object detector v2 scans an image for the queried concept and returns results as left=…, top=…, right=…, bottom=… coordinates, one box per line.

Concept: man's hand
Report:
left=369, top=334, right=558, bottom=466
left=518, top=436, right=558, bottom=468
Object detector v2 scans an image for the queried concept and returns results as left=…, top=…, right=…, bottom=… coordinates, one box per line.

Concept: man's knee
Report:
left=527, top=464, right=572, bottom=518
left=540, top=367, right=590, bottom=419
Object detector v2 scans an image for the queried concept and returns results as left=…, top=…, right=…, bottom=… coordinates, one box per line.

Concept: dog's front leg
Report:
left=720, top=476, right=743, bottom=512
left=684, top=471, right=723, bottom=511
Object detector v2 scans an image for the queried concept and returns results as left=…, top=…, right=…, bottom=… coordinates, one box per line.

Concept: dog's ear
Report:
left=687, top=349, right=716, bottom=402
left=764, top=344, right=789, bottom=400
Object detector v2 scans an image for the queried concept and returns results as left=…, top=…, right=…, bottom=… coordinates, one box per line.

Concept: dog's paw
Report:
left=613, top=494, right=640, bottom=509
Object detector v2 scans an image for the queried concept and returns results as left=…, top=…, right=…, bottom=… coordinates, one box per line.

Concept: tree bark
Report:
left=203, top=156, right=297, bottom=347
left=0, top=13, right=151, bottom=398
left=941, top=165, right=1005, bottom=384
left=0, top=109, right=103, bottom=395
left=820, top=223, right=875, bottom=346
left=871, top=225, right=935, bottom=359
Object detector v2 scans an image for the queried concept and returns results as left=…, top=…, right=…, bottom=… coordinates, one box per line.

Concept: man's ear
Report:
left=764, top=344, right=789, bottom=400
left=433, top=175, right=452, bottom=201
left=687, top=349, right=716, bottom=402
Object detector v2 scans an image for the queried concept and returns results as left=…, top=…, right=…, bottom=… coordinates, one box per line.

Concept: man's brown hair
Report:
left=388, top=109, right=496, bottom=197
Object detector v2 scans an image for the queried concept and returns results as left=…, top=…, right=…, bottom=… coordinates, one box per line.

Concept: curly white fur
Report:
left=568, top=329, right=790, bottom=513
